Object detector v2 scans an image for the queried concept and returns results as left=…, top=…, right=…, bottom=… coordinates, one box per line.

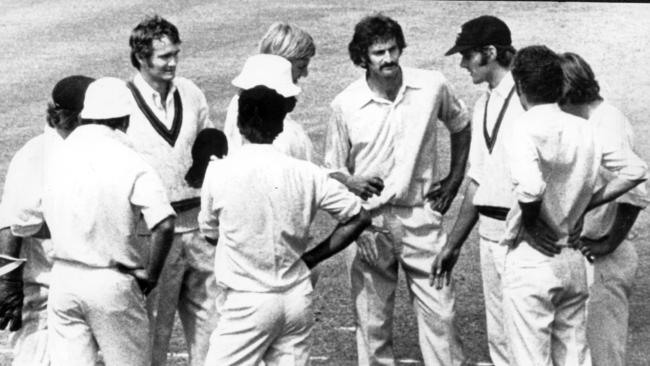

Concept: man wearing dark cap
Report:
left=431, top=15, right=522, bottom=366
left=0, top=75, right=94, bottom=366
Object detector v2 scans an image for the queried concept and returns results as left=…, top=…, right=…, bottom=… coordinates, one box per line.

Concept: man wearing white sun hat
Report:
left=37, top=77, right=176, bottom=366
left=224, top=53, right=313, bottom=162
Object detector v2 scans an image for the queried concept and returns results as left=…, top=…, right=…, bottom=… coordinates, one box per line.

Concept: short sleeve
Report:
left=131, top=168, right=176, bottom=230
left=437, top=78, right=470, bottom=134
left=323, top=103, right=353, bottom=175
left=198, top=162, right=221, bottom=240
left=508, top=120, right=545, bottom=203
left=314, top=169, right=362, bottom=222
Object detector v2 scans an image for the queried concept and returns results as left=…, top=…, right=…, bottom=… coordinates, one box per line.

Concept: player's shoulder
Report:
left=331, top=77, right=368, bottom=110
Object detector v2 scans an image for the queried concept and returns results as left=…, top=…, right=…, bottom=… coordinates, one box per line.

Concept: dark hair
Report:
left=185, top=129, right=228, bottom=188
left=348, top=14, right=407, bottom=68
left=46, top=102, right=81, bottom=131
left=558, top=52, right=602, bottom=105
left=512, top=45, right=563, bottom=104
left=238, top=85, right=287, bottom=144
left=80, top=116, right=130, bottom=130
left=129, top=15, right=181, bottom=69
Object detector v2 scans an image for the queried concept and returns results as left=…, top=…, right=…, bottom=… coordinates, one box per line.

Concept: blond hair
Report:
left=258, top=22, right=316, bottom=62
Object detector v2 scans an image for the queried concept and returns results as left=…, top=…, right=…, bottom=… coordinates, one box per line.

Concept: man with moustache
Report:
left=126, top=15, right=217, bottom=366
left=325, top=13, right=471, bottom=366
left=431, top=16, right=523, bottom=366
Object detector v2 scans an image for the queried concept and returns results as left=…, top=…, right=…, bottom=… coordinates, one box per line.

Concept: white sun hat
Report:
left=81, top=77, right=133, bottom=119
left=232, top=54, right=301, bottom=97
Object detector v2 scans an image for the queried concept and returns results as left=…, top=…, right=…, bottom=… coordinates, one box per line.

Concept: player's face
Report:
left=460, top=49, right=489, bottom=85
left=365, top=38, right=401, bottom=79
left=139, top=35, right=180, bottom=84
left=290, top=58, right=310, bottom=83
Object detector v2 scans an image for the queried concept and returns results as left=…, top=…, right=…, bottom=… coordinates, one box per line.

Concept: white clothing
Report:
left=128, top=73, right=214, bottom=232
left=503, top=103, right=647, bottom=246
left=1, top=129, right=60, bottom=366
left=224, top=95, right=314, bottom=162
left=325, top=67, right=469, bottom=210
left=41, top=124, right=174, bottom=268
left=325, top=67, right=469, bottom=366
left=199, top=144, right=361, bottom=292
left=48, top=262, right=150, bottom=366
left=127, top=73, right=218, bottom=366
left=205, top=280, right=313, bottom=366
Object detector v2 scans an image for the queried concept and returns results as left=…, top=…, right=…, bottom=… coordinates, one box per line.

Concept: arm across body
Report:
left=580, top=202, right=642, bottom=261
left=301, top=208, right=371, bottom=269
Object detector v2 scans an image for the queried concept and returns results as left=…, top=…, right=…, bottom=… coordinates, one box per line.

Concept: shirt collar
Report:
left=489, top=71, right=515, bottom=99
left=349, top=67, right=424, bottom=110
left=133, top=73, right=177, bottom=106
left=526, top=103, right=561, bottom=116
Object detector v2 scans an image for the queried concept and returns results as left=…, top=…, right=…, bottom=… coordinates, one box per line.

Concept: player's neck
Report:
left=140, top=72, right=173, bottom=102
left=487, top=67, right=508, bottom=90
left=367, top=67, right=403, bottom=102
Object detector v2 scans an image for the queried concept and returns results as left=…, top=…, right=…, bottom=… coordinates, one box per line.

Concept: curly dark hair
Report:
left=46, top=103, right=81, bottom=131
left=129, top=15, right=181, bottom=70
left=512, top=45, right=563, bottom=104
left=238, top=85, right=287, bottom=144
left=348, top=14, right=406, bottom=68
left=558, top=52, right=602, bottom=105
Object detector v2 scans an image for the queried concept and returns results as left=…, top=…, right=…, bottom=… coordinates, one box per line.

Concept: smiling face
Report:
left=138, top=35, right=181, bottom=84
left=365, top=38, right=402, bottom=80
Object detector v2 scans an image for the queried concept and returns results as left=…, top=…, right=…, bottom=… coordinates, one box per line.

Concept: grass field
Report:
left=1, top=1, right=650, bottom=365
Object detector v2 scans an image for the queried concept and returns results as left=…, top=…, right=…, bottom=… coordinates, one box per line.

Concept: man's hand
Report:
left=578, top=235, right=616, bottom=263
left=430, top=243, right=460, bottom=289
left=0, top=278, right=23, bottom=331
left=356, top=231, right=379, bottom=266
left=345, top=176, right=384, bottom=201
left=425, top=175, right=462, bottom=214
left=117, top=266, right=157, bottom=296
left=522, top=218, right=561, bottom=257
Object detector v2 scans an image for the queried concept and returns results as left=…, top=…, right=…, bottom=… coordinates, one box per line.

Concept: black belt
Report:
left=171, top=197, right=201, bottom=213
left=476, top=205, right=509, bottom=221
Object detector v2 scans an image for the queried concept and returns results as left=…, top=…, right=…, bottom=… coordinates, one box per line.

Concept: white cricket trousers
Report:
left=478, top=225, right=509, bottom=366
left=503, top=240, right=591, bottom=366
left=48, top=261, right=150, bottom=366
left=9, top=237, right=52, bottom=366
left=146, top=230, right=218, bottom=366
left=204, top=279, right=313, bottom=366
left=346, top=204, right=465, bottom=366
left=587, top=240, right=638, bottom=366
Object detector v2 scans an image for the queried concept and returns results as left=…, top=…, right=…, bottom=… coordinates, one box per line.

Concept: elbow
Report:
left=358, top=208, right=372, bottom=229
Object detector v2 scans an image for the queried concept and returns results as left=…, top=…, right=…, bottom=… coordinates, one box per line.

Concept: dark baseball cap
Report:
left=52, top=75, right=95, bottom=111
left=445, top=15, right=511, bottom=56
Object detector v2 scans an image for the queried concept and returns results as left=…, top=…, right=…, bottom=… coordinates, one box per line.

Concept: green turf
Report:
left=1, top=1, right=650, bottom=365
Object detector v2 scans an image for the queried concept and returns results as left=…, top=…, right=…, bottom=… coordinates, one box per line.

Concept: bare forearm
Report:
left=520, top=200, right=542, bottom=231
left=0, top=228, right=24, bottom=281
left=148, top=217, right=175, bottom=282
left=329, top=171, right=349, bottom=186
left=302, top=209, right=371, bottom=269
left=587, top=177, right=646, bottom=211
left=448, top=125, right=471, bottom=184
left=445, top=180, right=479, bottom=250
left=604, top=203, right=642, bottom=248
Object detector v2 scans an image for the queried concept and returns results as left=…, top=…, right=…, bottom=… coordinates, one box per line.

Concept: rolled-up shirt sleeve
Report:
left=2, top=146, right=45, bottom=236
left=131, top=168, right=176, bottom=230
left=437, top=78, right=470, bottom=134
left=198, top=163, right=220, bottom=240
left=508, top=121, right=545, bottom=203
left=598, top=111, right=648, bottom=184
left=323, top=104, right=353, bottom=176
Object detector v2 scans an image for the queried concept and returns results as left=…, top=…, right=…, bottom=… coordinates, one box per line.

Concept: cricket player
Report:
left=431, top=15, right=522, bottom=366
left=502, top=45, right=647, bottom=366
left=0, top=75, right=94, bottom=366
left=325, top=13, right=471, bottom=366
left=34, top=77, right=174, bottom=366
left=199, top=85, right=370, bottom=366
left=223, top=22, right=315, bottom=162
left=558, top=52, right=649, bottom=366
left=126, top=15, right=218, bottom=366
